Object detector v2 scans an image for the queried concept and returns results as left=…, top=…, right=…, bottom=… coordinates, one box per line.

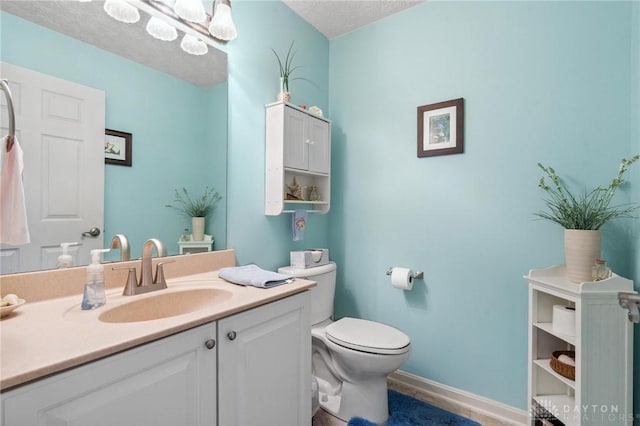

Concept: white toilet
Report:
left=279, top=261, right=411, bottom=424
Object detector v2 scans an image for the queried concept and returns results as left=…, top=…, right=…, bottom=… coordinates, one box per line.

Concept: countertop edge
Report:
left=1, top=269, right=315, bottom=392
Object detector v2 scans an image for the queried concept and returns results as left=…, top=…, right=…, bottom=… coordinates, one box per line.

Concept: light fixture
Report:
left=146, top=16, right=178, bottom=41
left=209, top=0, right=237, bottom=41
left=105, top=0, right=237, bottom=56
left=173, top=0, right=206, bottom=23
left=104, top=0, right=140, bottom=23
left=180, top=34, right=208, bottom=55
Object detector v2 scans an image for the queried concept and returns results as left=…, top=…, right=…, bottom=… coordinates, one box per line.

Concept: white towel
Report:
left=0, top=136, right=30, bottom=245
left=218, top=264, right=294, bottom=288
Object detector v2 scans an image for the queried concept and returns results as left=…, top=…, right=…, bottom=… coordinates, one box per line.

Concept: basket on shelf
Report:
left=550, top=350, right=575, bottom=380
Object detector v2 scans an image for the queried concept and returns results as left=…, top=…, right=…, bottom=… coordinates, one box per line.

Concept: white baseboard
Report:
left=389, top=370, right=529, bottom=425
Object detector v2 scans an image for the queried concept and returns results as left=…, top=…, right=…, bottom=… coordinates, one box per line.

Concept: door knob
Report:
left=227, top=331, right=237, bottom=341
left=204, top=339, right=216, bottom=350
left=82, top=227, right=101, bottom=237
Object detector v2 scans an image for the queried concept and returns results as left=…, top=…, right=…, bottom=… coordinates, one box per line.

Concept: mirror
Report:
left=0, top=1, right=228, bottom=274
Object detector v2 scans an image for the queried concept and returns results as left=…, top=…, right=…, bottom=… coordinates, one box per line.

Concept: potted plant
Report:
left=535, top=155, right=639, bottom=282
left=166, top=187, right=222, bottom=241
left=272, top=40, right=300, bottom=102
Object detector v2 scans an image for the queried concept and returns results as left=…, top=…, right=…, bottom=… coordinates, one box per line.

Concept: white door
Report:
left=0, top=62, right=105, bottom=273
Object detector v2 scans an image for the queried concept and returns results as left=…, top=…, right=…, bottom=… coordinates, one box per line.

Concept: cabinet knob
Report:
left=227, top=331, right=237, bottom=341
left=204, top=339, right=216, bottom=350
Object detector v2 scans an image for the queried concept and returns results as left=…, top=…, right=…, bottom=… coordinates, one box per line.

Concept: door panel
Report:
left=307, top=119, right=330, bottom=174
left=0, top=62, right=105, bottom=273
left=283, top=107, right=308, bottom=171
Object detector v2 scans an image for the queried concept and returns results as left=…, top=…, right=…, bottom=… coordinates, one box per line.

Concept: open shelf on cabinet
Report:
left=278, top=167, right=330, bottom=214
left=533, top=359, right=575, bottom=388
left=533, top=322, right=576, bottom=346
left=282, top=200, right=330, bottom=214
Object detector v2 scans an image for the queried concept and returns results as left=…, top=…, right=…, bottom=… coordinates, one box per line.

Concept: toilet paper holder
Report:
left=386, top=267, right=424, bottom=280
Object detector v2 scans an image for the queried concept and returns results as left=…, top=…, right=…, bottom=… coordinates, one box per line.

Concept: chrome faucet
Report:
left=110, top=234, right=130, bottom=261
left=140, top=238, right=168, bottom=288
left=118, top=238, right=172, bottom=296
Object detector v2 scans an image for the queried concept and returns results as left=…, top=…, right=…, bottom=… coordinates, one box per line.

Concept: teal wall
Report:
left=328, top=1, right=636, bottom=410
left=225, top=1, right=330, bottom=269
left=3, top=0, right=639, bottom=416
left=0, top=12, right=227, bottom=258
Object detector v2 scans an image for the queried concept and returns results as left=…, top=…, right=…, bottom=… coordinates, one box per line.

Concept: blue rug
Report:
left=347, top=390, right=480, bottom=426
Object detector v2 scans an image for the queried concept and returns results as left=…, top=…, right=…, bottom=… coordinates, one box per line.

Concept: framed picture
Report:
left=104, top=129, right=132, bottom=166
left=417, top=98, right=464, bottom=158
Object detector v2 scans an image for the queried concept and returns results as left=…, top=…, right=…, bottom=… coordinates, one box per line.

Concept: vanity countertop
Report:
left=0, top=269, right=315, bottom=391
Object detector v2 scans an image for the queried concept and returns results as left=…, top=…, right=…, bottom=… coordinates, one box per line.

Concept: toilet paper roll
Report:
left=391, top=267, right=414, bottom=290
left=552, top=305, right=576, bottom=336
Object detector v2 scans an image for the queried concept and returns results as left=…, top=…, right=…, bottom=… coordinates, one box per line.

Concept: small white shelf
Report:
left=177, top=234, right=213, bottom=254
left=527, top=265, right=634, bottom=425
left=284, top=167, right=328, bottom=177
left=533, top=322, right=576, bottom=346
left=533, top=359, right=575, bottom=388
left=284, top=200, right=329, bottom=205
left=282, top=200, right=329, bottom=214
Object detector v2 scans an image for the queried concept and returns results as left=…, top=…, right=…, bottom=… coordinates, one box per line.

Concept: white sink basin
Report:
left=98, top=288, right=233, bottom=323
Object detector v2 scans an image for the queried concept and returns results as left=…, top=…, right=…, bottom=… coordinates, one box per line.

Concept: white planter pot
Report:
left=564, top=229, right=601, bottom=283
left=192, top=217, right=205, bottom=241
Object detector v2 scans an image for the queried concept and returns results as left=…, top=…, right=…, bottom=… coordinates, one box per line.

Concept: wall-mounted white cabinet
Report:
left=266, top=102, right=331, bottom=215
left=526, top=265, right=634, bottom=426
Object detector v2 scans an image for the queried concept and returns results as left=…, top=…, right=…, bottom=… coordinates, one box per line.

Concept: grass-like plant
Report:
left=166, top=187, right=222, bottom=218
left=272, top=40, right=300, bottom=93
left=535, top=155, right=639, bottom=230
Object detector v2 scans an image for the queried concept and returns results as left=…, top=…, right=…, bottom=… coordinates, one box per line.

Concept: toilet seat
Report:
left=325, top=317, right=410, bottom=355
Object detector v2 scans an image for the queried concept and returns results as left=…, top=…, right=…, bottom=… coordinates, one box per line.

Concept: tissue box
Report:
left=290, top=249, right=329, bottom=269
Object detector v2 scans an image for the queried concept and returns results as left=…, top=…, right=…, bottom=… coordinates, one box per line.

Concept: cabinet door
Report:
left=283, top=107, right=308, bottom=170
left=2, top=324, right=217, bottom=426
left=218, top=292, right=311, bottom=426
left=307, top=118, right=330, bottom=174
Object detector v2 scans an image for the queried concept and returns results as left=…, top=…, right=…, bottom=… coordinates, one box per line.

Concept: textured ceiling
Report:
left=282, top=0, right=425, bottom=39
left=0, top=1, right=227, bottom=87
left=1, top=0, right=424, bottom=86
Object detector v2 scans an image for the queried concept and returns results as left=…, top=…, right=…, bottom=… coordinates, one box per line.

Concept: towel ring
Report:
left=0, top=78, right=16, bottom=152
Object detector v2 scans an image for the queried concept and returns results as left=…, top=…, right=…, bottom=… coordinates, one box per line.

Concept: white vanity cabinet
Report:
left=1, top=291, right=312, bottom=426
left=218, top=291, right=311, bottom=426
left=265, top=102, right=331, bottom=215
left=1, top=323, right=217, bottom=426
left=526, top=265, right=633, bottom=426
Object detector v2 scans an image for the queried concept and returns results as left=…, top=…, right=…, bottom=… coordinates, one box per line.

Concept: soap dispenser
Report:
left=56, top=242, right=78, bottom=269
left=81, top=248, right=110, bottom=310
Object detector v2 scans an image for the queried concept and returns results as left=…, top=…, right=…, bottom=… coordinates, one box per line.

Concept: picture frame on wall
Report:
left=104, top=129, right=132, bottom=167
left=417, top=98, right=464, bottom=158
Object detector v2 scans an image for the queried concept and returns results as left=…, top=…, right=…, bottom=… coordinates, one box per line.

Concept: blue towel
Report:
left=218, top=264, right=294, bottom=288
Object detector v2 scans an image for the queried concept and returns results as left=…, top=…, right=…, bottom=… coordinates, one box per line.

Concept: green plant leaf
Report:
left=534, top=156, right=640, bottom=229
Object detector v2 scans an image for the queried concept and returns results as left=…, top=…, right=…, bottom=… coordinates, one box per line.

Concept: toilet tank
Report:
left=278, top=261, right=337, bottom=325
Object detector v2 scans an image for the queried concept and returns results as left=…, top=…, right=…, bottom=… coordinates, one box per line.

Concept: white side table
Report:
left=178, top=234, right=213, bottom=254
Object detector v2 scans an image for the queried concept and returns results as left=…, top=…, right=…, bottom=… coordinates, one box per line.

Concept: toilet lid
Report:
left=325, top=317, right=410, bottom=355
